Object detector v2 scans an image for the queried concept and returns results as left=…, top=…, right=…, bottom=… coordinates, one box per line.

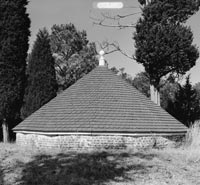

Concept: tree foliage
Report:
left=110, top=66, right=119, bottom=75
left=21, top=28, right=57, bottom=119
left=166, top=76, right=200, bottom=127
left=138, top=0, right=200, bottom=23
left=50, top=23, right=98, bottom=91
left=110, top=67, right=150, bottom=97
left=56, top=43, right=98, bottom=91
left=92, top=0, right=200, bottom=106
left=160, top=81, right=179, bottom=109
left=131, top=71, right=181, bottom=110
left=51, top=23, right=88, bottom=61
left=111, top=68, right=181, bottom=111
left=110, top=67, right=133, bottom=85
left=132, top=72, right=150, bottom=97
left=0, top=0, right=30, bottom=141
left=134, top=0, right=200, bottom=88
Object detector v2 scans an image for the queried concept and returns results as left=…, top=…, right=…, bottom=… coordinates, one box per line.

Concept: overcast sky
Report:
left=27, top=0, right=200, bottom=84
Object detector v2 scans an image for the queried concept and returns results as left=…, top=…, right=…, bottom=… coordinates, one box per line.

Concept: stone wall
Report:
left=16, top=133, right=182, bottom=151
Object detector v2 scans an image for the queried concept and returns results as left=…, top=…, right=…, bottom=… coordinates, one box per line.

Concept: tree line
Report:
left=0, top=0, right=200, bottom=142
left=111, top=67, right=200, bottom=127
left=95, top=0, right=200, bottom=126
left=0, top=0, right=98, bottom=142
left=94, top=0, right=200, bottom=106
left=133, top=0, right=200, bottom=126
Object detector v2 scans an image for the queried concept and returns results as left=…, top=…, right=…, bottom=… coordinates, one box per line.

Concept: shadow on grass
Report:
left=118, top=151, right=156, bottom=160
left=20, top=151, right=156, bottom=185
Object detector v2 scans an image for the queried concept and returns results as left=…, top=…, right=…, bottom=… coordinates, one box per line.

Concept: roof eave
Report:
left=14, top=130, right=187, bottom=136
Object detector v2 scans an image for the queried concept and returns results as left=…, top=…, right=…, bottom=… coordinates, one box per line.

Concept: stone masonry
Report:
left=16, top=133, right=180, bottom=151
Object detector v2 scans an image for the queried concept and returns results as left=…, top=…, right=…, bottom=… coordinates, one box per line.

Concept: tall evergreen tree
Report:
left=0, top=0, right=30, bottom=142
left=21, top=28, right=57, bottom=119
left=134, top=0, right=200, bottom=105
left=167, top=76, right=200, bottom=127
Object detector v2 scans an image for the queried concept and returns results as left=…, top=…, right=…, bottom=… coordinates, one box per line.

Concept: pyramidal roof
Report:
left=14, top=66, right=187, bottom=135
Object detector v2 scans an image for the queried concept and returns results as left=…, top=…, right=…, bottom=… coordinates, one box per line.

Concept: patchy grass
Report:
left=0, top=143, right=35, bottom=185
left=0, top=141, right=200, bottom=185
left=0, top=167, right=4, bottom=185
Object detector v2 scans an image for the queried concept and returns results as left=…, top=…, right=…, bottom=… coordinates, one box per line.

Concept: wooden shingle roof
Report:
left=13, top=66, right=187, bottom=134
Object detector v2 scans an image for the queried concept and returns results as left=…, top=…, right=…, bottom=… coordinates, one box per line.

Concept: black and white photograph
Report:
left=0, top=0, right=200, bottom=184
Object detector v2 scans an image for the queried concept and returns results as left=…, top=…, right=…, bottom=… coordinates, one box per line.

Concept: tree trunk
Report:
left=150, top=84, right=161, bottom=106
left=150, top=85, right=154, bottom=102
left=157, top=89, right=160, bottom=106
left=2, top=118, right=9, bottom=143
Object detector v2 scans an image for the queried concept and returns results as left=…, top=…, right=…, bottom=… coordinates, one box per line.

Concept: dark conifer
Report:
left=0, top=0, right=30, bottom=142
left=21, top=28, right=57, bottom=119
left=167, top=76, right=200, bottom=127
left=134, top=0, right=200, bottom=104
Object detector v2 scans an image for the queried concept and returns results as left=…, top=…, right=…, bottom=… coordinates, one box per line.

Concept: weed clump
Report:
left=184, top=121, right=200, bottom=162
left=185, top=121, right=200, bottom=147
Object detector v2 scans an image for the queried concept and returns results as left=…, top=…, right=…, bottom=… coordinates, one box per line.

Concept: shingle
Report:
left=13, top=66, right=187, bottom=134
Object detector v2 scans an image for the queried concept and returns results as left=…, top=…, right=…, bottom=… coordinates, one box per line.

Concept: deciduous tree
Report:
left=132, top=71, right=150, bottom=97
left=160, top=81, right=179, bottom=109
left=50, top=23, right=98, bottom=91
left=110, top=67, right=133, bottom=85
left=57, top=43, right=98, bottom=91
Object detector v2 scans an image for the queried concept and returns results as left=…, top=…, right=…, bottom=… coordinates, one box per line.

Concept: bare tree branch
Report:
left=104, top=12, right=142, bottom=20
left=93, top=21, right=136, bottom=29
left=97, top=41, right=136, bottom=60
left=90, top=12, right=138, bottom=29
left=54, top=61, right=65, bottom=74
left=100, top=12, right=141, bottom=20
left=89, top=9, right=140, bottom=60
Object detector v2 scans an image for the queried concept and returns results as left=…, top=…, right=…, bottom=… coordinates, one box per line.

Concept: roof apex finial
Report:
left=99, top=50, right=105, bottom=66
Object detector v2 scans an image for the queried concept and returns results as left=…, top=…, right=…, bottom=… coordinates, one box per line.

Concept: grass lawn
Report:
left=0, top=143, right=200, bottom=185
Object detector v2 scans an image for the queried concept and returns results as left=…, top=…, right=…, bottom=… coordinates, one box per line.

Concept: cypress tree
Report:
left=21, top=28, right=58, bottom=119
left=0, top=0, right=30, bottom=142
